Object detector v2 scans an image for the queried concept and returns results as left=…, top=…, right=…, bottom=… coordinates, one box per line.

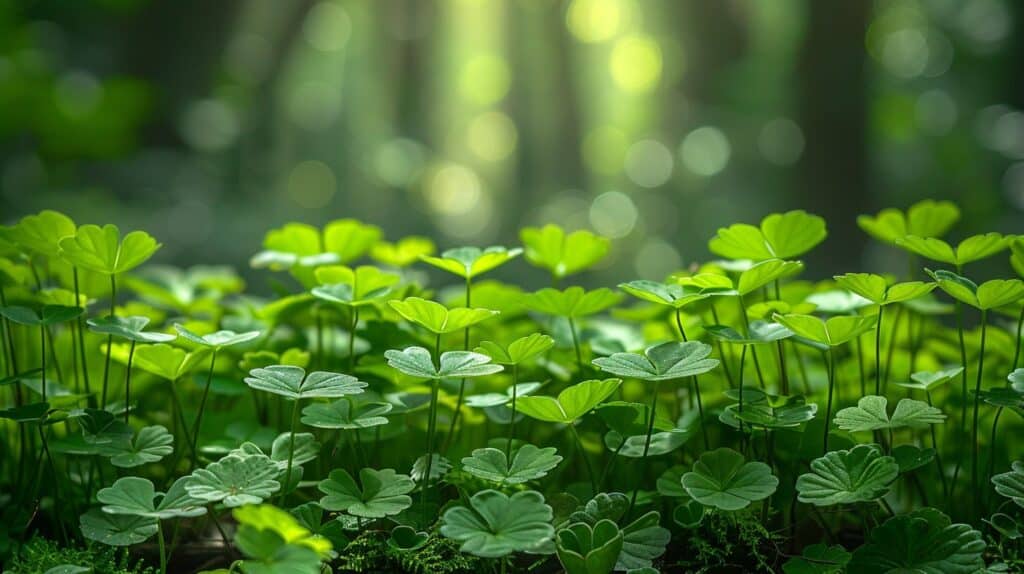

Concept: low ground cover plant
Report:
left=0, top=202, right=1022, bottom=573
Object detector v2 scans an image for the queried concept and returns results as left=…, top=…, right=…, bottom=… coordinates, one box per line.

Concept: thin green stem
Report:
left=157, top=520, right=167, bottom=574
left=568, top=316, right=584, bottom=374
left=73, top=268, right=91, bottom=405
left=987, top=406, right=1004, bottom=509
left=101, top=274, right=117, bottom=409
left=507, top=364, right=518, bottom=459
left=349, top=307, right=359, bottom=372
left=420, top=334, right=442, bottom=505
left=569, top=424, right=598, bottom=496
left=191, top=349, right=218, bottom=468
left=709, top=302, right=735, bottom=387
left=39, top=324, right=46, bottom=403
left=971, top=310, right=988, bottom=519
left=925, top=391, right=948, bottom=501
left=279, top=398, right=301, bottom=505
left=123, top=340, right=136, bottom=423
left=443, top=276, right=473, bottom=454
left=882, top=305, right=903, bottom=393
left=1013, top=306, right=1024, bottom=371
left=823, top=348, right=836, bottom=455
left=874, top=305, right=884, bottom=395
left=627, top=380, right=661, bottom=518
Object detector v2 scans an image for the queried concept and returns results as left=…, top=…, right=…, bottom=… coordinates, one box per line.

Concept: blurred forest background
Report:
left=1, top=0, right=1023, bottom=287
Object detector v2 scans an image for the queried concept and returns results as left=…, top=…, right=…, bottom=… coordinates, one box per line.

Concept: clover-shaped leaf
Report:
left=719, top=392, right=817, bottom=430
left=857, top=200, right=960, bottom=243
left=834, top=273, right=935, bottom=306
left=371, top=235, right=435, bottom=267
left=796, top=445, right=899, bottom=506
left=928, top=269, right=1024, bottom=310
left=523, top=286, right=622, bottom=318
left=738, top=259, right=805, bottom=296
left=783, top=543, right=851, bottom=574
left=388, top=297, right=499, bottom=334
left=78, top=408, right=133, bottom=445
left=301, top=398, right=392, bottom=429
left=515, top=378, right=621, bottom=423
left=184, top=454, right=281, bottom=507
left=6, top=210, right=77, bottom=257
left=604, top=427, right=692, bottom=457
left=59, top=224, right=161, bottom=275
left=244, top=365, right=367, bottom=400
left=619, top=280, right=733, bottom=308
left=97, top=477, right=206, bottom=519
left=992, top=461, right=1024, bottom=507
left=80, top=509, right=157, bottom=547
left=521, top=224, right=610, bottom=279
left=388, top=525, right=430, bottom=551
left=475, top=333, right=555, bottom=365
left=596, top=401, right=675, bottom=436
left=234, top=503, right=333, bottom=559
left=440, top=489, right=554, bottom=558
left=420, top=246, right=522, bottom=279
left=461, top=444, right=562, bottom=485
left=317, top=468, right=414, bottom=518
left=834, top=395, right=945, bottom=433
left=705, top=320, right=794, bottom=345
left=384, top=347, right=503, bottom=379
left=114, top=343, right=209, bottom=382
left=466, top=382, right=542, bottom=408
left=98, top=425, right=173, bottom=468
left=173, top=323, right=261, bottom=348
left=87, top=316, right=176, bottom=343
left=847, top=508, right=985, bottom=574
left=897, top=232, right=1009, bottom=267
left=270, top=432, right=321, bottom=470
left=593, top=341, right=719, bottom=381
left=896, top=367, right=963, bottom=392
left=682, top=448, right=779, bottom=511
left=312, top=265, right=399, bottom=306
left=0, top=305, right=83, bottom=327
left=555, top=519, right=623, bottom=574
left=322, top=218, right=382, bottom=263
left=772, top=313, right=877, bottom=347
left=709, top=210, right=826, bottom=261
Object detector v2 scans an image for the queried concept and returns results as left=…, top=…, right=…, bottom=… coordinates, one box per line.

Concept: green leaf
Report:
left=0, top=305, right=83, bottom=326
left=616, top=511, right=670, bottom=570
left=78, top=408, right=133, bottom=445
left=0, top=401, right=50, bottom=423
left=185, top=454, right=281, bottom=507
left=773, top=313, right=877, bottom=347
left=58, top=224, right=161, bottom=275
left=834, top=273, right=935, bottom=306
left=475, top=333, right=555, bottom=365
left=301, top=398, right=392, bottom=429
left=323, top=219, right=382, bottom=263
left=897, top=232, right=1010, bottom=266
left=858, top=200, right=960, bottom=243
left=384, top=347, right=503, bottom=379
left=7, top=210, right=77, bottom=257
left=291, top=502, right=349, bottom=550
left=604, top=427, right=692, bottom=457
left=719, top=393, right=817, bottom=430
left=596, top=401, right=675, bottom=436
left=173, top=323, right=261, bottom=348
left=312, top=265, right=399, bottom=306
left=523, top=286, right=622, bottom=318
left=737, top=259, right=805, bottom=296
left=847, top=508, right=985, bottom=574
left=805, top=290, right=872, bottom=314
left=388, top=297, right=499, bottom=334
left=371, top=236, right=435, bottom=268
left=98, top=425, right=174, bottom=468
left=440, top=489, right=554, bottom=558
left=521, top=224, right=610, bottom=279
left=388, top=525, right=429, bottom=551
left=710, top=210, right=827, bottom=260
left=895, top=367, right=963, bottom=392
left=592, top=341, right=719, bottom=382
left=681, top=448, right=778, bottom=511
left=992, top=461, right=1024, bottom=507
left=87, top=316, right=176, bottom=343
left=244, top=365, right=367, bottom=400
left=79, top=509, right=157, bottom=546
left=515, top=378, right=621, bottom=423
left=796, top=445, right=899, bottom=506
left=834, top=395, right=945, bottom=432
left=234, top=503, right=333, bottom=559
left=929, top=269, right=1024, bottom=310
left=465, top=382, right=542, bottom=408
left=704, top=320, right=794, bottom=345
left=672, top=500, right=705, bottom=529
left=270, top=432, right=321, bottom=470
left=116, top=343, right=209, bottom=382
left=97, top=476, right=206, bottom=519
left=461, top=444, right=562, bottom=485
left=420, top=246, right=521, bottom=279
left=619, top=280, right=730, bottom=308
left=783, top=543, right=851, bottom=574
left=893, top=445, right=935, bottom=473
left=318, top=468, right=415, bottom=518
left=555, top=519, right=623, bottom=574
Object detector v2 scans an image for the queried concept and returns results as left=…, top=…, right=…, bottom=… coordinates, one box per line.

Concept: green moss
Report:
left=7, top=537, right=155, bottom=574
left=334, top=530, right=485, bottom=574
